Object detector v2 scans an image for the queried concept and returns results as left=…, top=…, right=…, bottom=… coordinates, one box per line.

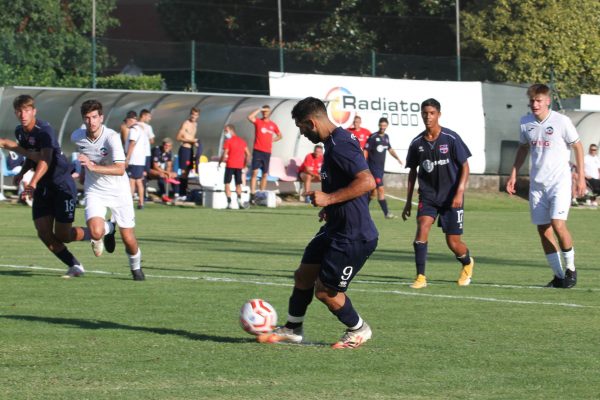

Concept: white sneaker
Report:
left=91, top=239, right=104, bottom=257
left=331, top=322, right=372, bottom=349
left=62, top=265, right=85, bottom=278
left=256, top=326, right=304, bottom=344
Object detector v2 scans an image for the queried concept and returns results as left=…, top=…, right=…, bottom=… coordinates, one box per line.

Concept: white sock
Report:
left=546, top=252, right=564, bottom=278
left=104, top=221, right=115, bottom=235
left=349, top=316, right=364, bottom=331
left=128, top=249, right=141, bottom=271
left=562, top=248, right=575, bottom=271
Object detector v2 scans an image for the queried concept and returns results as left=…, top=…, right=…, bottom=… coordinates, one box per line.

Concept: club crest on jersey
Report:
left=439, top=144, right=449, bottom=154
left=545, top=126, right=554, bottom=135
left=28, top=137, right=36, bottom=145
left=99, top=147, right=109, bottom=156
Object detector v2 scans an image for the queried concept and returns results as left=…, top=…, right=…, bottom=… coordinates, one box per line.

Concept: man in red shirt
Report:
left=247, top=105, right=282, bottom=203
left=218, top=124, right=251, bottom=209
left=299, top=145, right=324, bottom=202
left=347, top=115, right=371, bottom=150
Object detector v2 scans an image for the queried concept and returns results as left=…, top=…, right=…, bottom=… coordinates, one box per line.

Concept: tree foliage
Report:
left=462, top=0, right=600, bottom=96
left=0, top=0, right=118, bottom=87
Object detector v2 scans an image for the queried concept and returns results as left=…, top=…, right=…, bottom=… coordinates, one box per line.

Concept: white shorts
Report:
left=85, top=193, right=135, bottom=228
left=529, top=181, right=571, bottom=225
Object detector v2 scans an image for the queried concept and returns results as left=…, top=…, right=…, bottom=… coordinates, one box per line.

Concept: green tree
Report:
left=462, top=0, right=600, bottom=97
left=0, top=0, right=118, bottom=87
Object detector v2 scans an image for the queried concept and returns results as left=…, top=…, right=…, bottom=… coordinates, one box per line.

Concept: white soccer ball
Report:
left=240, top=299, right=278, bottom=335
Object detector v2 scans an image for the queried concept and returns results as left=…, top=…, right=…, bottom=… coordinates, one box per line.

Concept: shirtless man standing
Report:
left=175, top=107, right=200, bottom=200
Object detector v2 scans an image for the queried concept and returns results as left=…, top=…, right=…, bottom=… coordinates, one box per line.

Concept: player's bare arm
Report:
left=452, top=161, right=470, bottom=208
left=247, top=108, right=264, bottom=123
left=273, top=130, right=282, bottom=142
left=402, top=168, right=418, bottom=221
left=0, top=139, right=41, bottom=162
left=309, top=169, right=375, bottom=208
left=25, top=147, right=52, bottom=194
left=218, top=148, right=229, bottom=166
left=78, top=153, right=125, bottom=176
left=506, top=143, right=530, bottom=195
left=572, top=141, right=586, bottom=197
left=389, top=148, right=403, bottom=165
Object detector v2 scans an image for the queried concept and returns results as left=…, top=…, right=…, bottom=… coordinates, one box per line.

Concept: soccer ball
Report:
left=240, top=299, right=278, bottom=335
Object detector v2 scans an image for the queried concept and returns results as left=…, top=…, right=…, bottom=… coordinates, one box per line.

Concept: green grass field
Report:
left=1, top=193, right=600, bottom=399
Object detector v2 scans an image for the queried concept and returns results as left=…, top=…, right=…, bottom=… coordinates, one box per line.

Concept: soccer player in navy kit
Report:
left=364, top=117, right=403, bottom=218
left=0, top=95, right=87, bottom=278
left=402, top=98, right=474, bottom=289
left=258, top=97, right=378, bottom=349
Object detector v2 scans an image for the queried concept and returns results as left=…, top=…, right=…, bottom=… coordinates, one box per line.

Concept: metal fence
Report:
left=99, top=38, right=494, bottom=92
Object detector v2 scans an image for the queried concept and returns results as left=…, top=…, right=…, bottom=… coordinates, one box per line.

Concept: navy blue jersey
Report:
left=364, top=132, right=391, bottom=171
left=321, top=127, right=378, bottom=242
left=151, top=145, right=172, bottom=169
left=15, top=119, right=72, bottom=188
left=406, top=127, right=471, bottom=207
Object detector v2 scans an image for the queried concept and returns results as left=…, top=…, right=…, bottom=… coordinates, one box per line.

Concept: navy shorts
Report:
left=178, top=146, right=193, bottom=172
left=32, top=182, right=77, bottom=223
left=251, top=150, right=271, bottom=173
left=127, top=165, right=145, bottom=179
left=370, top=167, right=384, bottom=187
left=224, top=168, right=243, bottom=186
left=301, top=230, right=378, bottom=292
left=417, top=200, right=465, bottom=235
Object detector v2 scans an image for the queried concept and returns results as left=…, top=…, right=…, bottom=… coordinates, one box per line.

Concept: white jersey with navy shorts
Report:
left=519, top=111, right=579, bottom=224
left=71, top=126, right=135, bottom=228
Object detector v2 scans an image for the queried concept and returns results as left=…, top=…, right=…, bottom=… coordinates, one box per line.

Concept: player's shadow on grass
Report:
left=0, top=270, right=45, bottom=278
left=1, top=315, right=249, bottom=344
left=144, top=264, right=294, bottom=279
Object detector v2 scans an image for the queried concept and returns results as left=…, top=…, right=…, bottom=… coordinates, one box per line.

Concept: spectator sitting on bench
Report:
left=298, top=145, right=324, bottom=203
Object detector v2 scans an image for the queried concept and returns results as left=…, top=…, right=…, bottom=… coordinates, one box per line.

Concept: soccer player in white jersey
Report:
left=506, top=84, right=585, bottom=288
left=71, top=100, right=145, bottom=281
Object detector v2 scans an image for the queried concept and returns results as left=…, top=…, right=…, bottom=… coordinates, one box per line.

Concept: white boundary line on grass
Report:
left=385, top=193, right=417, bottom=205
left=1, top=263, right=596, bottom=309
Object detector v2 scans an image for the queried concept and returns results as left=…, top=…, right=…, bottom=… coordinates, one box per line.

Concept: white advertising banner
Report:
left=269, top=72, right=486, bottom=174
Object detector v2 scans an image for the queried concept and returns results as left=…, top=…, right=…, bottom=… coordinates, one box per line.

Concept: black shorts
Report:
left=417, top=200, right=464, bottom=235
left=370, top=167, right=384, bottom=187
left=251, top=150, right=271, bottom=173
left=32, top=181, right=77, bottom=223
left=178, top=146, right=193, bottom=171
left=127, top=165, right=145, bottom=179
left=301, top=229, right=378, bottom=292
left=224, top=168, right=243, bottom=186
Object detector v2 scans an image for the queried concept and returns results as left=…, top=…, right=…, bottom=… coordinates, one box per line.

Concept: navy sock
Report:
left=332, top=295, right=360, bottom=329
left=179, top=177, right=188, bottom=196
left=378, top=199, right=389, bottom=215
left=54, top=247, right=80, bottom=268
left=456, top=249, right=471, bottom=266
left=414, top=241, right=428, bottom=276
left=285, top=287, right=314, bottom=329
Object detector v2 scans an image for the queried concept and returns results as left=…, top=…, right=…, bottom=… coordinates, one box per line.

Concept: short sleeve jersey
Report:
left=15, top=119, right=72, bottom=189
left=138, top=121, right=155, bottom=157
left=125, top=124, right=150, bottom=166
left=71, top=126, right=130, bottom=197
left=223, top=135, right=247, bottom=169
left=321, top=127, right=378, bottom=242
left=584, top=154, right=600, bottom=180
left=406, top=128, right=472, bottom=207
left=519, top=111, right=579, bottom=187
left=253, top=119, right=280, bottom=153
left=151, top=145, right=172, bottom=170
left=347, top=127, right=371, bottom=149
left=299, top=153, right=324, bottom=174
left=364, top=133, right=391, bottom=171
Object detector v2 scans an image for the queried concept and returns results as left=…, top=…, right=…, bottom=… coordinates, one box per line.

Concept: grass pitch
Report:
left=1, top=193, right=600, bottom=399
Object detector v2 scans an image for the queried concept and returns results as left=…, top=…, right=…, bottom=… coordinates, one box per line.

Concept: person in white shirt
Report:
left=583, top=144, right=600, bottom=204
left=125, top=117, right=150, bottom=210
left=506, top=84, right=585, bottom=289
left=71, top=99, right=145, bottom=281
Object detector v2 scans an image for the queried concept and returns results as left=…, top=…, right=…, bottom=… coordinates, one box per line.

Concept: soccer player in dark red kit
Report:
left=247, top=105, right=282, bottom=203
left=257, top=97, right=378, bottom=349
left=402, top=98, right=474, bottom=289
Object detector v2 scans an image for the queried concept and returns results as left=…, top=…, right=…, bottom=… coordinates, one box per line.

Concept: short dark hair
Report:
left=225, top=123, right=236, bottom=132
left=81, top=100, right=103, bottom=117
left=291, top=97, right=327, bottom=121
left=378, top=117, right=389, bottom=124
left=262, top=105, right=271, bottom=110
left=527, top=84, right=551, bottom=98
left=139, top=108, right=151, bottom=117
left=421, top=98, right=441, bottom=111
left=13, top=94, right=35, bottom=110
left=190, top=107, right=200, bottom=114
left=124, top=110, right=137, bottom=121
